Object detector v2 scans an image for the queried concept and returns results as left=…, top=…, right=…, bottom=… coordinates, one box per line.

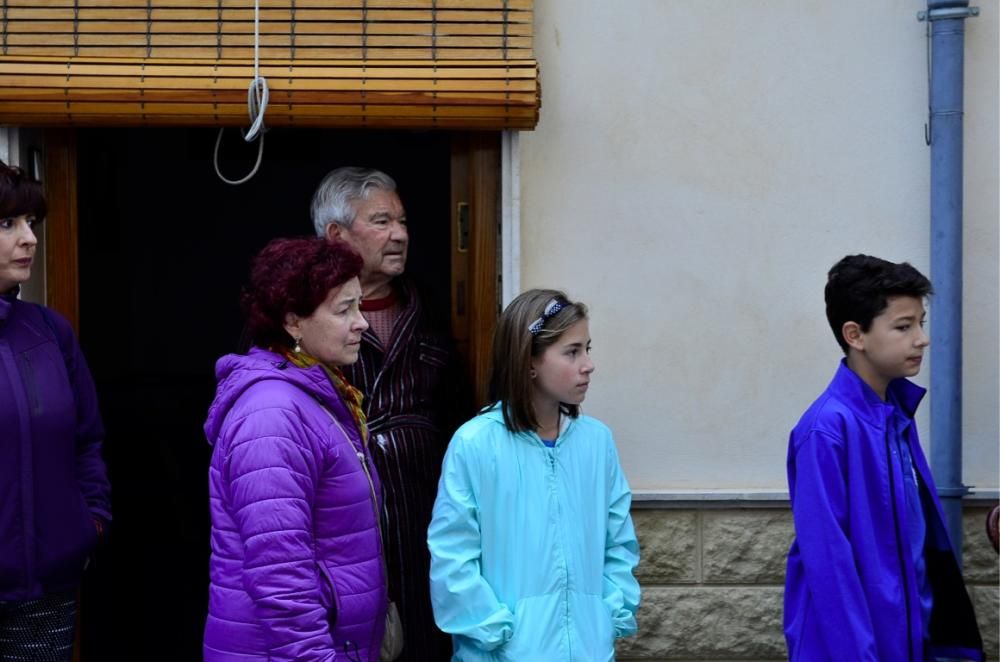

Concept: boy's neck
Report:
left=845, top=353, right=889, bottom=402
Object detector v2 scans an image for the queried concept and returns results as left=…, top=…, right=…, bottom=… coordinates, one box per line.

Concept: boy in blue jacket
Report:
left=784, top=254, right=983, bottom=661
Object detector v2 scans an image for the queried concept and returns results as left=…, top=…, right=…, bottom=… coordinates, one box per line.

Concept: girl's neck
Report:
left=533, top=397, right=561, bottom=440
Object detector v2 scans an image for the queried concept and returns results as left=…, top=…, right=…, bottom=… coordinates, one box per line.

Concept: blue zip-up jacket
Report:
left=784, top=361, right=983, bottom=661
left=428, top=405, right=640, bottom=661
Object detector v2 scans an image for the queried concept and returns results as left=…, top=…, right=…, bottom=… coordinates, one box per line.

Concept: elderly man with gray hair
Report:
left=311, top=166, right=466, bottom=661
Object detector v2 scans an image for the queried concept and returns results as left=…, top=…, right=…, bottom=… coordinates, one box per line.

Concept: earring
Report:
left=293, top=337, right=302, bottom=353
left=530, top=369, right=537, bottom=378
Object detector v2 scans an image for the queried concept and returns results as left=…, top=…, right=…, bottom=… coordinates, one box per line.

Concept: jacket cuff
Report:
left=612, top=609, right=637, bottom=638
left=472, top=605, right=515, bottom=652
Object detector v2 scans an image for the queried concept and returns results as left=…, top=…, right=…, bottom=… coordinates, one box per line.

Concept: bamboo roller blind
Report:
left=0, top=0, right=538, bottom=128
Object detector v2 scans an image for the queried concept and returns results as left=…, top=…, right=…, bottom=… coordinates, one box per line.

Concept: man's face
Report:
left=328, top=189, right=408, bottom=284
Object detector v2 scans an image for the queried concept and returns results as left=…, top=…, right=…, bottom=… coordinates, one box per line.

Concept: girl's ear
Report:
left=283, top=312, right=302, bottom=340
left=529, top=354, right=542, bottom=379
left=842, top=321, right=864, bottom=352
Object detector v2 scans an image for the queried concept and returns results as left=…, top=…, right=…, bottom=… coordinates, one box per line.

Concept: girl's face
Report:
left=0, top=213, right=38, bottom=292
left=530, top=318, right=595, bottom=410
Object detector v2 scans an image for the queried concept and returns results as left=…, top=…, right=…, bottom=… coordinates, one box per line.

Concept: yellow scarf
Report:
left=275, top=345, right=368, bottom=445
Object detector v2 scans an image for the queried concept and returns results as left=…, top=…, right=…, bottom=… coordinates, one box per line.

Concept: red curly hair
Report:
left=242, top=237, right=363, bottom=348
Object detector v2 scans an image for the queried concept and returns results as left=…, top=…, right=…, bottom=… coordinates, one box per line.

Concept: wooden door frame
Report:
left=42, top=129, right=80, bottom=332
left=43, top=128, right=502, bottom=403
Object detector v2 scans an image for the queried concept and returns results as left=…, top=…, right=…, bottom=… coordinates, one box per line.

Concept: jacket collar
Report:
left=0, top=286, right=20, bottom=322
left=481, top=402, right=578, bottom=445
left=828, top=358, right=926, bottom=424
left=203, top=347, right=351, bottom=445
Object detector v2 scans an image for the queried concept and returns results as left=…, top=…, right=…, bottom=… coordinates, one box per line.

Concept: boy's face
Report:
left=846, top=295, right=929, bottom=391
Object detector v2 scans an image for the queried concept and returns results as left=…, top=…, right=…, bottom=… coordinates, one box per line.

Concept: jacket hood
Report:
left=204, top=347, right=342, bottom=445
left=479, top=402, right=579, bottom=441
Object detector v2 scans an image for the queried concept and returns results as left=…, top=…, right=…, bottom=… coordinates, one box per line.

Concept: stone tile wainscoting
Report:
left=616, top=496, right=999, bottom=661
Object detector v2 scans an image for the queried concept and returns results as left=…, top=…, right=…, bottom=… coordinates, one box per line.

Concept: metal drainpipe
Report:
left=917, top=0, right=979, bottom=567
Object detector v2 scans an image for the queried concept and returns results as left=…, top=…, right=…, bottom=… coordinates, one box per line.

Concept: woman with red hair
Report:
left=203, top=237, right=392, bottom=661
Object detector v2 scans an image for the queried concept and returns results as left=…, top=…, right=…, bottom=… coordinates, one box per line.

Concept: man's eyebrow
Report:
left=368, top=210, right=405, bottom=220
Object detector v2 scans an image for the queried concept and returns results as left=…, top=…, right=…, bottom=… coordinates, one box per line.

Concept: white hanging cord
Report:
left=213, top=0, right=269, bottom=185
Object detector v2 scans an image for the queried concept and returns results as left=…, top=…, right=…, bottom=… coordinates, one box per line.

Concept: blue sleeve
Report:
left=790, top=429, right=878, bottom=661
left=427, top=435, right=514, bottom=651
left=602, top=437, right=640, bottom=638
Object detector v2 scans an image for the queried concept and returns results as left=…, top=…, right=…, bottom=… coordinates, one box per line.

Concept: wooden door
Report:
left=450, top=132, right=501, bottom=408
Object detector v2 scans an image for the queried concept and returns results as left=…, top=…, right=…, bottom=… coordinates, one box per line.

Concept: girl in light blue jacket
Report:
left=428, top=289, right=640, bottom=662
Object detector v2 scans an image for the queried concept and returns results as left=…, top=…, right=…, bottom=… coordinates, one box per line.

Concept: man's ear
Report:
left=283, top=312, right=302, bottom=340
left=324, top=223, right=342, bottom=241
left=842, top=321, right=865, bottom=352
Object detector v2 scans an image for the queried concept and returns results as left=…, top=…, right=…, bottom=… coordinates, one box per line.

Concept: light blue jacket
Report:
left=428, top=405, right=640, bottom=661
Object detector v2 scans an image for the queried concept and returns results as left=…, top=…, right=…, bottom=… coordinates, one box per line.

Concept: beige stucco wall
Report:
left=519, top=0, right=999, bottom=491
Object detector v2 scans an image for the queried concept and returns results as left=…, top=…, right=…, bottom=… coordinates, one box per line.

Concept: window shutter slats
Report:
left=0, top=0, right=539, bottom=128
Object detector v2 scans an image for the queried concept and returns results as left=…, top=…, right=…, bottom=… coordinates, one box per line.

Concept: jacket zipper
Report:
left=885, top=428, right=914, bottom=662
left=356, top=448, right=393, bottom=660
left=316, top=397, right=390, bottom=660
left=544, top=445, right=572, bottom=658
left=2, top=342, right=37, bottom=591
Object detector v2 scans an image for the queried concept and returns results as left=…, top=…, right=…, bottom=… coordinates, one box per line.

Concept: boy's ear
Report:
left=842, top=321, right=865, bottom=352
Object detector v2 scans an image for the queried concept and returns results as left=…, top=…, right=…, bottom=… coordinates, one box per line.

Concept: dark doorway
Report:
left=75, top=127, right=452, bottom=660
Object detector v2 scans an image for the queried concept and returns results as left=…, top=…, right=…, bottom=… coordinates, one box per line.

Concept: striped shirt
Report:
left=342, top=278, right=469, bottom=662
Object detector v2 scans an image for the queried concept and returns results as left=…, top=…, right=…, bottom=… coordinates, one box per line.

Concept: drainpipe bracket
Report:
left=918, top=6, right=979, bottom=21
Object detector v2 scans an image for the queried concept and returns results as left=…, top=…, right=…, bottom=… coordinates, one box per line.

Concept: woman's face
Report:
left=284, top=277, right=369, bottom=366
left=0, top=214, right=38, bottom=292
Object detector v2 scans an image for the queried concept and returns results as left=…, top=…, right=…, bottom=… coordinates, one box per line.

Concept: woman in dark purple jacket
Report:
left=0, top=161, right=110, bottom=661
left=203, top=237, right=389, bottom=661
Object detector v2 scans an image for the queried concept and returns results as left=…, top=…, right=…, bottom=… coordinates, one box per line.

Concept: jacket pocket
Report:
left=572, top=593, right=615, bottom=659
left=417, top=341, right=449, bottom=369
left=317, top=561, right=340, bottom=631
left=500, top=595, right=561, bottom=661
left=17, top=352, right=41, bottom=416
left=37, top=491, right=98, bottom=591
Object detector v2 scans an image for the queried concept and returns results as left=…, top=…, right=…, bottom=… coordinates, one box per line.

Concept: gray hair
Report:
left=310, top=166, right=397, bottom=237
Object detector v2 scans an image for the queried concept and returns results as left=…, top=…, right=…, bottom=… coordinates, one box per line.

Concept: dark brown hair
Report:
left=241, top=237, right=363, bottom=348
left=825, top=254, right=932, bottom=354
left=486, top=288, right=589, bottom=433
left=0, top=161, right=47, bottom=222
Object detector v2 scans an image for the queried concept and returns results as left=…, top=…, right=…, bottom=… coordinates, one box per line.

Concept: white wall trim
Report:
left=631, top=488, right=1000, bottom=507
left=500, top=130, right=520, bottom=307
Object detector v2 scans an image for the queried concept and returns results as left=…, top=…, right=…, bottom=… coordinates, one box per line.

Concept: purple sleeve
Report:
left=223, top=408, right=337, bottom=662
left=50, top=313, right=111, bottom=522
left=790, top=429, right=878, bottom=661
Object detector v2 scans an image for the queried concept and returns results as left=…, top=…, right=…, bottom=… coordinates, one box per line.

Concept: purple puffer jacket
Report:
left=203, top=348, right=387, bottom=661
left=0, top=292, right=109, bottom=601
